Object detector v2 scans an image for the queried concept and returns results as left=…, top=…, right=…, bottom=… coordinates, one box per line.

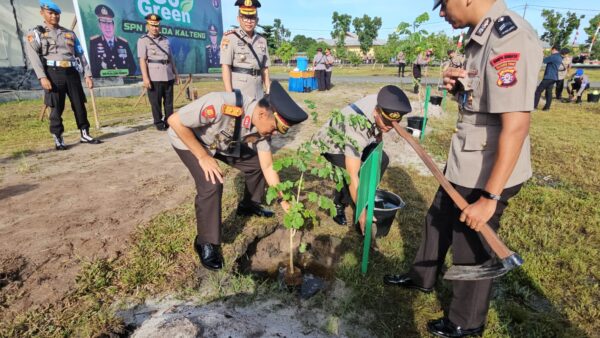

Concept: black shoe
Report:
left=236, top=200, right=274, bottom=218
left=80, top=129, right=102, bottom=144
left=155, top=123, right=167, bottom=131
left=52, top=134, right=68, bottom=151
left=332, top=203, right=347, bottom=225
left=383, top=274, right=433, bottom=293
left=542, top=107, right=550, bottom=111
left=427, top=318, right=484, bottom=337
left=193, top=240, right=223, bottom=271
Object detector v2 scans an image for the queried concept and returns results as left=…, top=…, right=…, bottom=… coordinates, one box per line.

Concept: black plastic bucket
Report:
left=373, top=189, right=406, bottom=237
left=588, top=93, right=600, bottom=103
left=430, top=95, right=443, bottom=105
left=407, top=116, right=424, bottom=131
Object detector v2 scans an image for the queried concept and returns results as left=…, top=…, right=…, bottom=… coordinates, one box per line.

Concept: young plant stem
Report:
left=289, top=172, right=304, bottom=272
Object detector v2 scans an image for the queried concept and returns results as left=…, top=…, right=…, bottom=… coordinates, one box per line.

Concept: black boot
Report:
left=193, top=238, right=223, bottom=271
left=52, top=134, right=67, bottom=151
left=332, top=203, right=347, bottom=225
left=80, top=129, right=102, bottom=144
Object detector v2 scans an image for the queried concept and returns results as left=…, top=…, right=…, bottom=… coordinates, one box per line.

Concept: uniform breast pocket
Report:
left=463, top=127, right=499, bottom=152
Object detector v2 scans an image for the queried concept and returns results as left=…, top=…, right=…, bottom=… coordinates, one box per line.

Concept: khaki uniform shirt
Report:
left=168, top=92, right=271, bottom=155
left=325, top=54, right=335, bottom=72
left=24, top=25, right=92, bottom=79
left=89, top=35, right=136, bottom=77
left=397, top=52, right=406, bottom=64
left=313, top=52, right=326, bottom=70
left=447, top=0, right=543, bottom=189
left=558, top=55, right=572, bottom=81
left=450, top=54, right=465, bottom=68
left=314, top=95, right=378, bottom=159
left=137, top=34, right=175, bottom=81
left=220, top=28, right=270, bottom=100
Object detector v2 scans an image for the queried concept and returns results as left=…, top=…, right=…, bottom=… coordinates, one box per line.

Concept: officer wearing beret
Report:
left=206, top=24, right=220, bottom=70
left=314, top=85, right=411, bottom=232
left=384, top=1, right=542, bottom=337
left=138, top=14, right=179, bottom=131
left=89, top=5, right=136, bottom=78
left=220, top=0, right=271, bottom=100
left=25, top=0, right=101, bottom=150
left=167, top=81, right=307, bottom=270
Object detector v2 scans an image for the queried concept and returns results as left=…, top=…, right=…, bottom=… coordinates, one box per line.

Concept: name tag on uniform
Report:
left=222, top=104, right=243, bottom=117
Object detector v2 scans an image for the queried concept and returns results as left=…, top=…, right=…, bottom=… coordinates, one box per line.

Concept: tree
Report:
left=291, top=35, right=317, bottom=52
left=374, top=33, right=400, bottom=64
left=306, top=41, right=330, bottom=60
left=583, top=14, right=600, bottom=59
left=352, top=15, right=383, bottom=55
left=540, top=10, right=585, bottom=48
left=331, top=12, right=352, bottom=53
left=347, top=51, right=363, bottom=66
left=275, top=42, right=296, bottom=66
left=273, top=18, right=291, bottom=50
left=258, top=25, right=277, bottom=55
left=396, top=13, right=431, bottom=64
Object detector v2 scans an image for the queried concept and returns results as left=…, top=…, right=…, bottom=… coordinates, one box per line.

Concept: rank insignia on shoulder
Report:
left=494, top=16, right=518, bottom=38
left=490, top=52, right=520, bottom=87
left=27, top=34, right=33, bottom=42
left=222, top=104, right=243, bottom=117
left=224, top=30, right=235, bottom=36
left=202, top=105, right=216, bottom=119
left=476, top=17, right=491, bottom=36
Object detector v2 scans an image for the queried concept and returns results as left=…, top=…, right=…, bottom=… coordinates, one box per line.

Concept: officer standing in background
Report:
left=167, top=81, right=307, bottom=270
left=138, top=14, right=179, bottom=131
left=412, top=49, right=432, bottom=93
left=534, top=46, right=562, bottom=111
left=324, top=48, right=335, bottom=90
left=314, top=85, right=411, bottom=231
left=556, top=48, right=571, bottom=100
left=25, top=0, right=102, bottom=150
left=220, top=0, right=270, bottom=100
left=206, top=24, right=221, bottom=70
left=397, top=51, right=406, bottom=77
left=89, top=4, right=136, bottom=77
left=313, top=47, right=327, bottom=91
left=384, top=0, right=542, bottom=337
left=444, top=49, right=464, bottom=71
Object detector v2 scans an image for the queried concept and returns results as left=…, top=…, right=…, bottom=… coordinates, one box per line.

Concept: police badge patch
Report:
left=202, top=105, right=216, bottom=119
left=490, top=52, right=520, bottom=87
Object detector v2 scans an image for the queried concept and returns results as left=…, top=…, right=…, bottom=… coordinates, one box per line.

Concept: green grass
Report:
left=1, top=83, right=599, bottom=337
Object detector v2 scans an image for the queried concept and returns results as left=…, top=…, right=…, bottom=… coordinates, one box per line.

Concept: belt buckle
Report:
left=59, top=61, right=69, bottom=67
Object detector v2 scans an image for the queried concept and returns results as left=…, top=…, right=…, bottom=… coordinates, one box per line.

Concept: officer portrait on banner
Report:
left=89, top=4, right=136, bottom=77
left=206, top=24, right=220, bottom=70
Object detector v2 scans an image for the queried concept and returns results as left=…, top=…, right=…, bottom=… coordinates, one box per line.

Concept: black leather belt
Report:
left=148, top=59, right=170, bottom=65
left=232, top=66, right=261, bottom=76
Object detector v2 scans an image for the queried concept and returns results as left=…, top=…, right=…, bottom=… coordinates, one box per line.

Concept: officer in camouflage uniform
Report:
left=89, top=5, right=136, bottom=77
left=25, top=0, right=101, bottom=150
left=137, top=14, right=179, bottom=130
left=384, top=1, right=542, bottom=336
left=314, top=85, right=412, bottom=232
left=220, top=0, right=270, bottom=100
left=168, top=81, right=307, bottom=271
left=206, top=24, right=220, bottom=70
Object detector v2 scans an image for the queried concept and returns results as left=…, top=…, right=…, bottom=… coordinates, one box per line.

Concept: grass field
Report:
left=1, top=82, right=599, bottom=337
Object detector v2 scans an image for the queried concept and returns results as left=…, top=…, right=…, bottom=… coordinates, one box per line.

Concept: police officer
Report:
left=25, top=0, right=102, bottom=150
left=220, top=0, right=270, bottom=100
left=383, top=1, right=542, bottom=337
left=397, top=51, right=406, bottom=77
left=89, top=5, right=136, bottom=77
left=137, top=14, right=179, bottom=131
left=313, top=47, right=327, bottom=91
left=445, top=49, right=464, bottom=71
left=568, top=69, right=590, bottom=103
left=167, top=81, right=307, bottom=270
left=556, top=48, right=571, bottom=100
left=412, top=49, right=432, bottom=93
left=324, top=48, right=334, bottom=90
left=206, top=24, right=220, bottom=70
left=534, top=45, right=562, bottom=111
left=314, top=85, right=411, bottom=232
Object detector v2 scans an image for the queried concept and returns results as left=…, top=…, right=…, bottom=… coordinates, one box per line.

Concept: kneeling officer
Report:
left=168, top=81, right=308, bottom=270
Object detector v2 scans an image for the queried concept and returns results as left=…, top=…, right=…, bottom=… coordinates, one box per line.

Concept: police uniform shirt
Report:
left=325, top=54, right=335, bottom=72
left=314, top=94, right=378, bottom=158
left=89, top=35, right=136, bottom=77
left=137, top=34, right=175, bottom=81
left=447, top=0, right=543, bottom=189
left=314, top=52, right=326, bottom=70
left=558, top=55, right=572, bottom=81
left=397, top=52, right=406, bottom=64
left=25, top=25, right=92, bottom=78
left=168, top=92, right=271, bottom=155
left=450, top=54, right=465, bottom=68
left=220, top=28, right=270, bottom=99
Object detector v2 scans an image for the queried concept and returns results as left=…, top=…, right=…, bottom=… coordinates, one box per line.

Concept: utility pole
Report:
left=523, top=3, right=528, bottom=19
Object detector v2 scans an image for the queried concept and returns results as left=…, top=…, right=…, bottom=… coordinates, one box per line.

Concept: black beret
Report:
left=268, top=81, right=308, bottom=133
left=377, top=85, right=412, bottom=120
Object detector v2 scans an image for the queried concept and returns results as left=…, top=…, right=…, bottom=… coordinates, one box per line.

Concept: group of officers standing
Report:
left=26, top=0, right=548, bottom=337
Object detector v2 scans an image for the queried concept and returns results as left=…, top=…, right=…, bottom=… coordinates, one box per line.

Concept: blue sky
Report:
left=221, top=0, right=600, bottom=43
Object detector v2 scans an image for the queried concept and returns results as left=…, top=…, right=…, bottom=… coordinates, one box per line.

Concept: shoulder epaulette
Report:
left=117, top=36, right=128, bottom=43
left=224, top=30, right=236, bottom=36
left=90, top=35, right=100, bottom=40
left=494, top=15, right=518, bottom=38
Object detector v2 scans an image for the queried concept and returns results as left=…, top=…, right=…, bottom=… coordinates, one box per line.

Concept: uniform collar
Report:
left=467, top=0, right=507, bottom=46
left=237, top=28, right=256, bottom=42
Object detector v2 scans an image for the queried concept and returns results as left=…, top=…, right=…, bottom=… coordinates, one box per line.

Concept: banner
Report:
left=72, top=0, right=223, bottom=77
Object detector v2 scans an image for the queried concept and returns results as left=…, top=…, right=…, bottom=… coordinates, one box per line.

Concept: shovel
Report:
left=391, top=121, right=523, bottom=281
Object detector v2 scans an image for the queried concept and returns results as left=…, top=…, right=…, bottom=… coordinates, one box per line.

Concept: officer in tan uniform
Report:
left=220, top=0, right=270, bottom=100
left=89, top=5, right=136, bottom=77
left=138, top=14, right=179, bottom=131
left=384, top=0, right=542, bottom=336
left=168, top=81, right=307, bottom=270
left=556, top=48, right=571, bottom=100
left=25, top=0, right=101, bottom=150
left=314, top=85, right=411, bottom=230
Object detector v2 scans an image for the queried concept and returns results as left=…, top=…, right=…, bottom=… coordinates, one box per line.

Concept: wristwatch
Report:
left=481, top=190, right=501, bottom=201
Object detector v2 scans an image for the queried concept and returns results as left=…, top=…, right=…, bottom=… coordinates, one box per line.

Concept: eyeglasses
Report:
left=240, top=15, right=257, bottom=22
